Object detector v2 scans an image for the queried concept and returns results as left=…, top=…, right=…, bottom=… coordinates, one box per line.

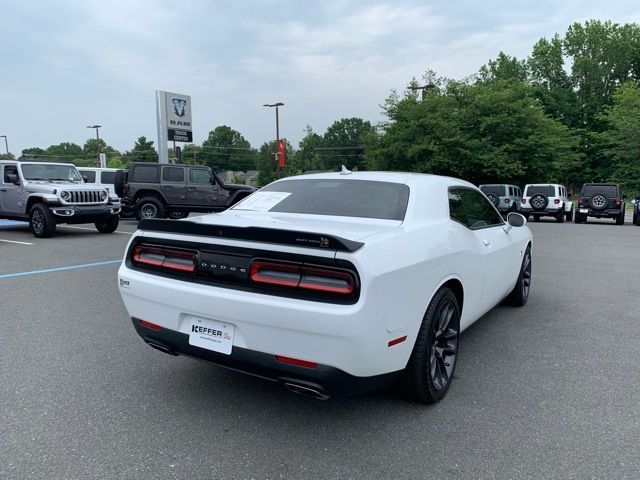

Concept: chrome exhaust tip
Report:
left=284, top=382, right=330, bottom=400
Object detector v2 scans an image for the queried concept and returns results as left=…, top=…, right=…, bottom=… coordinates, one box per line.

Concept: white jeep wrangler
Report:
left=0, top=161, right=121, bottom=237
left=520, top=184, right=573, bottom=223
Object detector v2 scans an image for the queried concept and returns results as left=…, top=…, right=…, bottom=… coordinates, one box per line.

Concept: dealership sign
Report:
left=156, top=90, right=193, bottom=163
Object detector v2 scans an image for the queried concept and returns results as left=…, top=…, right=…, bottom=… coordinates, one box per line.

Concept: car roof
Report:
left=77, top=167, right=117, bottom=172
left=274, top=171, right=476, bottom=189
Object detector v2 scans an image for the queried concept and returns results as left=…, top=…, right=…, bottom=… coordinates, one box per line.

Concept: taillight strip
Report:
left=132, top=244, right=197, bottom=273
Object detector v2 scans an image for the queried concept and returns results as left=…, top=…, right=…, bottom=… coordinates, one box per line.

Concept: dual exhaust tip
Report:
left=143, top=340, right=330, bottom=400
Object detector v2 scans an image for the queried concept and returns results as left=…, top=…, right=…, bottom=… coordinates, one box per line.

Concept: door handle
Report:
left=482, top=240, right=491, bottom=247
left=187, top=186, right=197, bottom=190
left=0, top=188, right=6, bottom=192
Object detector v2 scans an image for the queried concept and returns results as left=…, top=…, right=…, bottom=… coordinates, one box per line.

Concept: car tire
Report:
left=505, top=245, right=532, bottom=307
left=532, top=215, right=540, bottom=222
left=556, top=208, right=564, bottom=223
left=616, top=211, right=625, bottom=225
left=167, top=209, right=189, bottom=220
left=135, top=196, right=166, bottom=220
left=95, top=215, right=119, bottom=233
left=404, top=286, right=460, bottom=404
left=29, top=203, right=57, bottom=238
left=574, top=212, right=585, bottom=223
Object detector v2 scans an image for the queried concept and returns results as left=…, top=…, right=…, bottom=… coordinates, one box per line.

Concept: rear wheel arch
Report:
left=134, top=189, right=166, bottom=205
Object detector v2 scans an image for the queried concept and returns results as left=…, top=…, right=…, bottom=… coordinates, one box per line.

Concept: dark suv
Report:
left=115, top=163, right=255, bottom=220
left=574, top=183, right=625, bottom=225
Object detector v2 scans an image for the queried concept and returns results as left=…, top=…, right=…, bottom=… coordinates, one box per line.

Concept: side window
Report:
left=509, top=186, right=514, bottom=196
left=449, top=188, right=504, bottom=230
left=189, top=168, right=212, bottom=184
left=132, top=165, right=159, bottom=183
left=101, top=171, right=116, bottom=185
left=3, top=165, right=18, bottom=183
left=162, top=167, right=185, bottom=183
left=79, top=170, right=96, bottom=183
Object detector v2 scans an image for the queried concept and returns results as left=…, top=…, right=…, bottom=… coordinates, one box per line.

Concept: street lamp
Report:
left=263, top=102, right=284, bottom=177
left=0, top=135, right=8, bottom=156
left=86, top=125, right=102, bottom=166
left=407, top=83, right=436, bottom=101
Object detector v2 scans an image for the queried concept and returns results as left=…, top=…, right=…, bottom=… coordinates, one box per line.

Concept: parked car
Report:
left=479, top=184, right=522, bottom=214
left=118, top=172, right=532, bottom=403
left=0, top=161, right=121, bottom=237
left=114, top=163, right=255, bottom=220
left=633, top=196, right=640, bottom=226
left=78, top=167, right=135, bottom=218
left=574, top=183, right=625, bottom=225
left=520, top=184, right=573, bottom=222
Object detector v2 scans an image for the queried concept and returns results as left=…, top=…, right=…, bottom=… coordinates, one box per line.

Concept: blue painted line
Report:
left=0, top=259, right=121, bottom=280
left=0, top=219, right=27, bottom=227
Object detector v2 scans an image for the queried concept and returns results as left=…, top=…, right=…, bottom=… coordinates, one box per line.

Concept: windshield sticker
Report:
left=233, top=191, right=291, bottom=212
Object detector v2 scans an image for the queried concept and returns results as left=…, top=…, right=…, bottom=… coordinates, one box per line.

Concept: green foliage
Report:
left=597, top=81, right=640, bottom=194
left=320, top=118, right=373, bottom=170
left=123, top=136, right=158, bottom=164
left=201, top=126, right=255, bottom=171
left=365, top=79, right=582, bottom=186
left=255, top=139, right=296, bottom=186
left=295, top=125, right=324, bottom=172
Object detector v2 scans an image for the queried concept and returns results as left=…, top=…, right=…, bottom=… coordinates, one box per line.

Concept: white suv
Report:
left=521, top=184, right=573, bottom=223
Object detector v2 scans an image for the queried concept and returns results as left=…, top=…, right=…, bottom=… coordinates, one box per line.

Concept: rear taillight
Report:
left=554, top=199, right=560, bottom=204
left=504, top=198, right=510, bottom=204
left=132, top=244, right=197, bottom=273
left=614, top=198, right=622, bottom=206
left=250, top=260, right=355, bottom=296
left=578, top=196, right=584, bottom=204
left=521, top=198, right=527, bottom=204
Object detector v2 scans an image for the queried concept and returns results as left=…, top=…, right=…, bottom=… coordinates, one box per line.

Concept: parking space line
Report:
left=0, top=238, right=34, bottom=245
left=60, top=225, right=135, bottom=235
left=0, top=260, right=121, bottom=280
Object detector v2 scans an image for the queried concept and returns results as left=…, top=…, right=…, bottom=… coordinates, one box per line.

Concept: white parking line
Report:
left=60, top=225, right=134, bottom=235
left=0, top=238, right=34, bottom=245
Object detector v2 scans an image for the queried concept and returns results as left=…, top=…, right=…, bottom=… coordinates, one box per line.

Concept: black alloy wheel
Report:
left=135, top=196, right=166, bottom=220
left=404, top=287, right=460, bottom=403
left=29, top=204, right=56, bottom=238
left=506, top=246, right=532, bottom=306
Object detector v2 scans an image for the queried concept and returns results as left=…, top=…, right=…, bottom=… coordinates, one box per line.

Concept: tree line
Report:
left=6, top=20, right=640, bottom=193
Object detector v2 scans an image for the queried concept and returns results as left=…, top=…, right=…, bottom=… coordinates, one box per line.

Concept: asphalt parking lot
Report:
left=1, top=214, right=639, bottom=480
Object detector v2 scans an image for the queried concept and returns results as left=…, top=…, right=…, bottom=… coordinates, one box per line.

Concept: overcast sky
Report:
left=1, top=0, right=638, bottom=156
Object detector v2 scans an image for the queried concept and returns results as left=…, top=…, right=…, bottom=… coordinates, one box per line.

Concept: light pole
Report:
left=263, top=102, right=284, bottom=177
left=86, top=125, right=102, bottom=166
left=407, top=83, right=436, bottom=101
left=0, top=135, right=8, bottom=157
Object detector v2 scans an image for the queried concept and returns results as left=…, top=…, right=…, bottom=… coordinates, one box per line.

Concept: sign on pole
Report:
left=156, top=91, right=193, bottom=163
left=99, top=153, right=106, bottom=168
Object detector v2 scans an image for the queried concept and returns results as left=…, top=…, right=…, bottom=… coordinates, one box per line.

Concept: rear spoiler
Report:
left=137, top=219, right=364, bottom=253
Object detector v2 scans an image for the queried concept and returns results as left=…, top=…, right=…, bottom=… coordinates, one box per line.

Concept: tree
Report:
left=321, top=117, right=374, bottom=170
left=479, top=52, right=528, bottom=83
left=295, top=125, right=324, bottom=172
left=20, top=147, right=46, bottom=159
left=123, top=136, right=158, bottom=164
left=598, top=81, right=640, bottom=193
left=201, top=126, right=255, bottom=172
left=365, top=79, right=582, bottom=186
left=255, top=139, right=296, bottom=186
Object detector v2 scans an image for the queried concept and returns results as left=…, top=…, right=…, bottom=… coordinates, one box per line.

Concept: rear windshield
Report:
left=101, top=171, right=116, bottom=185
left=525, top=186, right=555, bottom=197
left=239, top=179, right=409, bottom=220
left=581, top=185, right=619, bottom=197
left=480, top=185, right=505, bottom=196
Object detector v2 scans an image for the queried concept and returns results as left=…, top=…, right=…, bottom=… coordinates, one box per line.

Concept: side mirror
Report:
left=507, top=212, right=526, bottom=227
left=6, top=173, right=20, bottom=185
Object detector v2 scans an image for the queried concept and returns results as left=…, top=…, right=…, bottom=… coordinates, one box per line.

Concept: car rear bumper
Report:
left=577, top=207, right=622, bottom=217
left=131, top=317, right=401, bottom=397
left=118, top=265, right=418, bottom=379
left=520, top=206, right=562, bottom=215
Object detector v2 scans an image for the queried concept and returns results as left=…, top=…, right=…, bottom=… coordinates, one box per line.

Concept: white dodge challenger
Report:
left=118, top=171, right=532, bottom=403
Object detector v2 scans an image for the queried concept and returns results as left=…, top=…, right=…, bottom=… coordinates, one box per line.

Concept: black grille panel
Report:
left=66, top=190, right=104, bottom=204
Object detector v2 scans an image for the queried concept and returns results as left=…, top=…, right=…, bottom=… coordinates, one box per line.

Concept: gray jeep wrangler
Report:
left=0, top=161, right=121, bottom=238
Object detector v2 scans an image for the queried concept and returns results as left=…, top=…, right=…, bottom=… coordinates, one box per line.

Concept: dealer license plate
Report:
left=580, top=208, right=588, bottom=213
left=187, top=316, right=234, bottom=355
